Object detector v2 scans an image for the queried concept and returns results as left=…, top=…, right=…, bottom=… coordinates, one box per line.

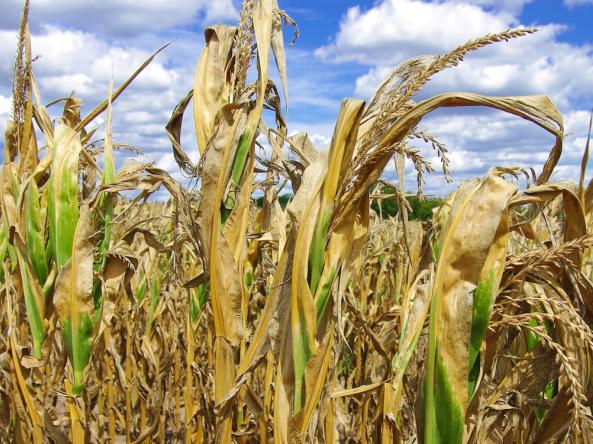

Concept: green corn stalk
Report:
left=13, top=167, right=46, bottom=361
left=289, top=100, right=364, bottom=415
left=309, top=99, right=364, bottom=317
left=10, top=178, right=48, bottom=359
left=308, top=210, right=331, bottom=298
left=524, top=301, right=556, bottom=420
left=48, top=122, right=91, bottom=395
left=222, top=130, right=253, bottom=224
left=467, top=269, right=498, bottom=398
left=16, top=247, right=45, bottom=359
left=135, top=272, right=148, bottom=302
left=314, top=268, right=337, bottom=326
left=424, top=291, right=464, bottom=444
left=62, top=314, right=94, bottom=395
left=57, top=205, right=96, bottom=396
left=189, top=284, right=209, bottom=322
left=25, top=182, right=48, bottom=285
left=146, top=274, right=159, bottom=334
left=0, top=225, right=8, bottom=282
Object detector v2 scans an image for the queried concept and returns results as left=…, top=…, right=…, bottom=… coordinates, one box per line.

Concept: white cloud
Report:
left=1, top=0, right=591, bottom=198
left=289, top=121, right=336, bottom=147
left=315, top=0, right=514, bottom=65
left=0, top=95, right=11, bottom=136
left=565, top=110, right=593, bottom=136
left=0, top=95, right=10, bottom=116
left=0, top=24, right=199, bottom=182
left=0, top=0, right=241, bottom=201
left=390, top=106, right=590, bottom=194
left=0, top=25, right=191, bottom=97
left=314, top=0, right=593, bottom=108
left=313, top=0, right=593, bottom=193
left=0, top=0, right=238, bottom=36
left=316, top=0, right=593, bottom=108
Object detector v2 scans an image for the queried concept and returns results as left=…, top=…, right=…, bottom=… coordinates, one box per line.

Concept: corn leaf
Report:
left=48, top=123, right=81, bottom=269
left=423, top=175, right=516, bottom=444
left=54, top=205, right=96, bottom=394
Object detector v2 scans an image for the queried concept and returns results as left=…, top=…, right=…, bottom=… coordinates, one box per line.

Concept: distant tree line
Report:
left=254, top=185, right=442, bottom=221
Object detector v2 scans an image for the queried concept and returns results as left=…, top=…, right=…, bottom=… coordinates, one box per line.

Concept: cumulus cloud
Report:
left=314, top=0, right=593, bottom=193
left=315, top=1, right=516, bottom=65
left=0, top=0, right=238, bottom=36
left=316, top=0, right=593, bottom=107
left=0, top=95, right=11, bottom=136
left=0, top=23, right=200, bottom=184
left=0, top=95, right=10, bottom=116
left=1, top=0, right=591, bottom=198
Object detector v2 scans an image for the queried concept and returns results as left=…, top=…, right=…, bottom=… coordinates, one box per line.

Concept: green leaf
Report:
left=24, top=182, right=48, bottom=284
left=48, top=123, right=81, bottom=269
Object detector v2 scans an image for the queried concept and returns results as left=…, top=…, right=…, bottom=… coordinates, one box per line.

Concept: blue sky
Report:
left=1, top=0, right=593, bottom=194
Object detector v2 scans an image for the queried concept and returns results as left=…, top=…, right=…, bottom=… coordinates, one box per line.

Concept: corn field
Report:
left=2, top=0, right=593, bottom=442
